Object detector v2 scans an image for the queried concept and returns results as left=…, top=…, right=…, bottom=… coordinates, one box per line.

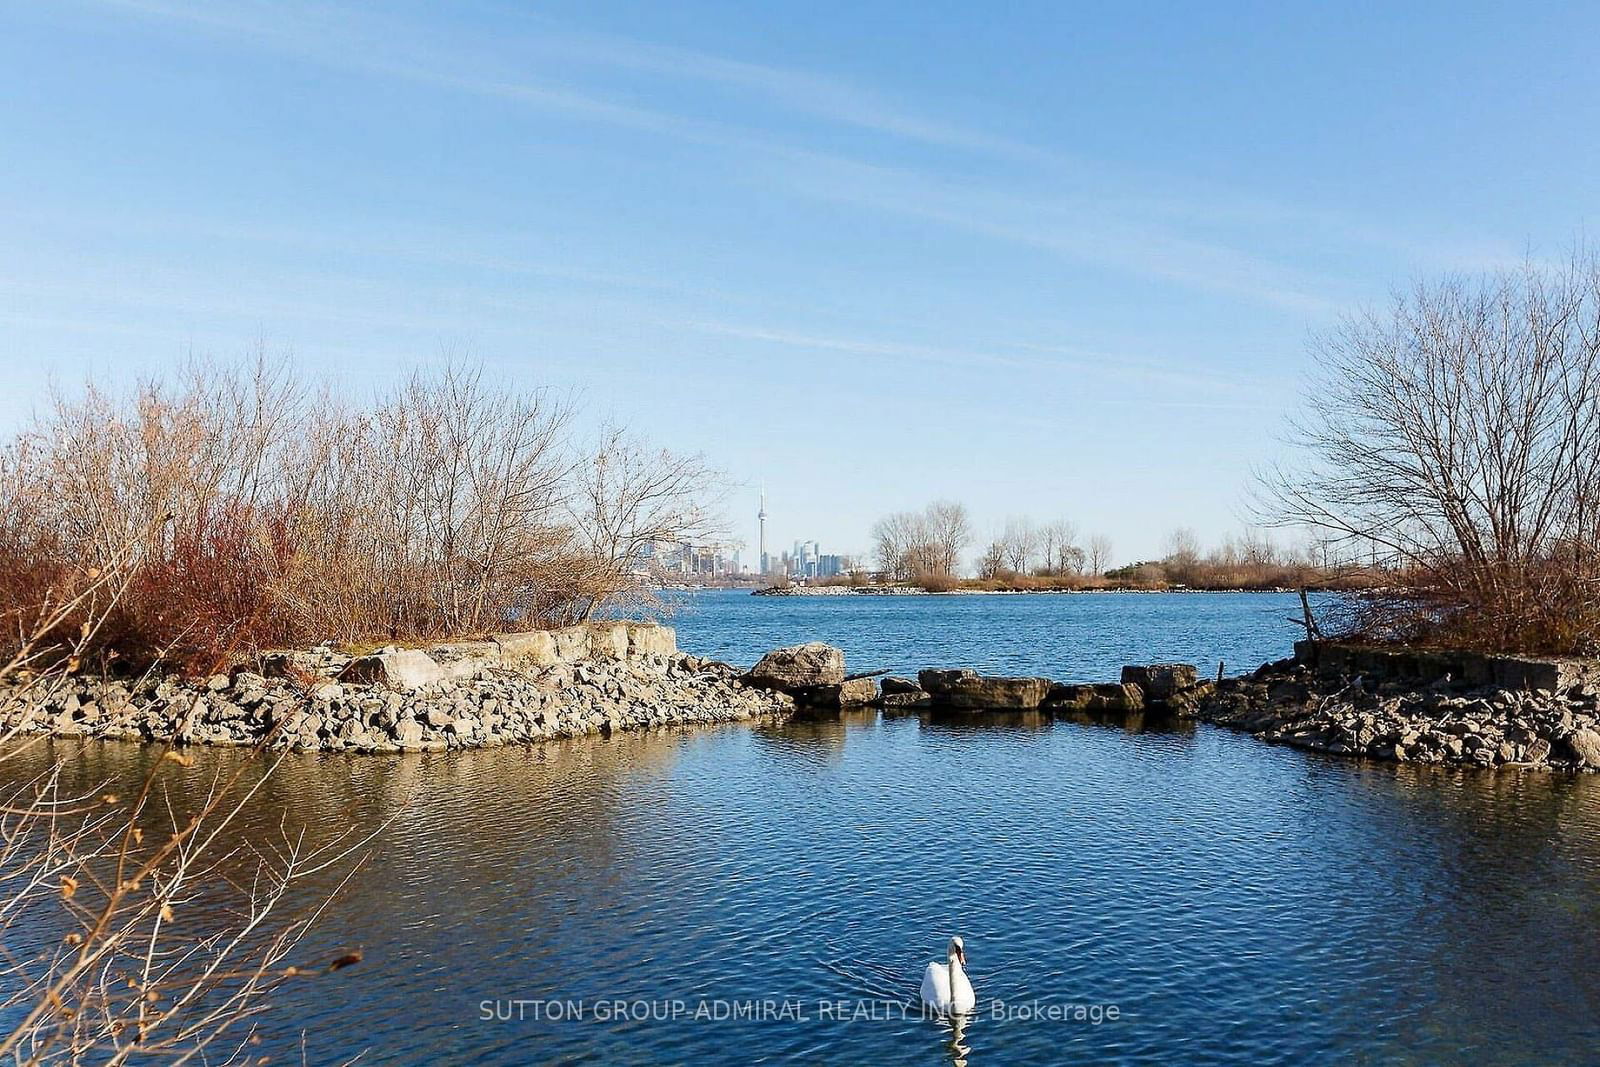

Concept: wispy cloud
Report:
left=72, top=0, right=1367, bottom=314
left=0, top=204, right=742, bottom=304
left=67, top=0, right=1486, bottom=315
left=93, top=0, right=1057, bottom=163
left=507, top=20, right=1060, bottom=165
left=765, top=151, right=1348, bottom=314
left=679, top=318, right=1273, bottom=397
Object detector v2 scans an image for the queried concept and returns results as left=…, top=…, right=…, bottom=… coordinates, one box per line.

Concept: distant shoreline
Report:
left=751, top=584, right=1322, bottom=597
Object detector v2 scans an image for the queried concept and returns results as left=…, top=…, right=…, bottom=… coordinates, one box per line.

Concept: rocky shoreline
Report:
left=9, top=622, right=1599, bottom=775
left=753, top=585, right=1304, bottom=597
left=1194, top=643, right=1600, bottom=771
left=0, top=622, right=796, bottom=754
left=745, top=641, right=1600, bottom=774
left=740, top=643, right=1212, bottom=716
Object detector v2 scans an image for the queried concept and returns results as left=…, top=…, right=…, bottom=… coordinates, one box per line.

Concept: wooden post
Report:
left=1297, top=588, right=1322, bottom=667
left=1299, top=589, right=1320, bottom=640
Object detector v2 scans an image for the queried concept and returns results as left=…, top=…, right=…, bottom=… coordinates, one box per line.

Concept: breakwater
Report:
left=0, top=622, right=794, bottom=753
left=747, top=640, right=1600, bottom=773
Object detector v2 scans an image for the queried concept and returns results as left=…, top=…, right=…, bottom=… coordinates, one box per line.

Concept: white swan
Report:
left=920, top=935, right=975, bottom=1015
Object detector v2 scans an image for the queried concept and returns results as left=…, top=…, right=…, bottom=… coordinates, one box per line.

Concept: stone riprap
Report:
left=0, top=623, right=800, bottom=754
left=23, top=621, right=1587, bottom=775
left=1197, top=643, right=1600, bottom=771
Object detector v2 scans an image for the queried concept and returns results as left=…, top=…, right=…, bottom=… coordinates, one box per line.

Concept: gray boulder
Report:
left=917, top=669, right=1053, bottom=710
left=1121, top=664, right=1198, bottom=702
left=1044, top=682, right=1145, bottom=713
left=878, top=688, right=931, bottom=709
left=744, top=643, right=846, bottom=691
left=1563, top=727, right=1600, bottom=768
left=341, top=649, right=447, bottom=690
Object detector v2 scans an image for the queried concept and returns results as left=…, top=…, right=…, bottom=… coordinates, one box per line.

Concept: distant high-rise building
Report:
left=758, top=487, right=769, bottom=575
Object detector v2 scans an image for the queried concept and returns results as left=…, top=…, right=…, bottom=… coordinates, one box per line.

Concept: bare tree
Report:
left=1263, top=253, right=1600, bottom=651
left=1163, top=527, right=1201, bottom=565
left=922, top=501, right=971, bottom=579
left=361, top=363, right=576, bottom=635
left=1160, top=527, right=1203, bottom=586
left=1238, top=528, right=1277, bottom=568
left=1039, top=519, right=1083, bottom=575
left=1037, top=521, right=1061, bottom=576
left=869, top=501, right=970, bottom=583
left=568, top=426, right=726, bottom=619
left=999, top=517, right=1037, bottom=575
left=1087, top=534, right=1113, bottom=576
left=977, top=541, right=1007, bottom=579
left=871, top=511, right=919, bottom=581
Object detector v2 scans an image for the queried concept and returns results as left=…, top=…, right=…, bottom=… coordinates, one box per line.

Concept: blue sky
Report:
left=3, top=1, right=1597, bottom=565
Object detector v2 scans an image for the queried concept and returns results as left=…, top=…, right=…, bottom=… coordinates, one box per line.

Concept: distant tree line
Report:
left=974, top=517, right=1114, bottom=581
left=1102, top=527, right=1357, bottom=590
left=862, top=503, right=1359, bottom=592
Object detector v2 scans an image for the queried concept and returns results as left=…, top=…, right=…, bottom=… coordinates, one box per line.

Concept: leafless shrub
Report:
left=0, top=358, right=721, bottom=671
left=346, top=363, right=578, bottom=638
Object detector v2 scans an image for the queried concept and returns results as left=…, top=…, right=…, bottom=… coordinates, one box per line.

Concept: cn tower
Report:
left=758, top=487, right=768, bottom=575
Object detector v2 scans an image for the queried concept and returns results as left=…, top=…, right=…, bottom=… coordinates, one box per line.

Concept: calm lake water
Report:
left=660, top=588, right=1321, bottom=678
left=9, top=592, right=1600, bottom=1064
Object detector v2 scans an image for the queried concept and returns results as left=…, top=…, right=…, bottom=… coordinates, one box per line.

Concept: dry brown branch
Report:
left=0, top=555, right=385, bottom=1064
